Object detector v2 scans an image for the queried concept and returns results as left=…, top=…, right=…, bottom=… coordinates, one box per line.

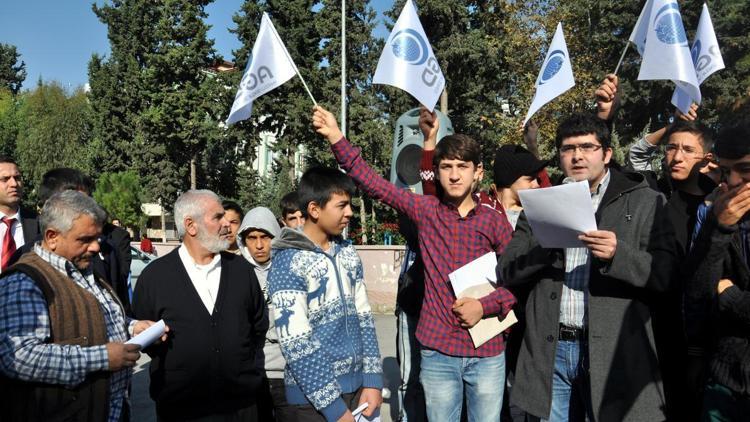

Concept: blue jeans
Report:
left=542, top=339, right=593, bottom=422
left=396, top=310, right=426, bottom=422
left=420, top=349, right=505, bottom=422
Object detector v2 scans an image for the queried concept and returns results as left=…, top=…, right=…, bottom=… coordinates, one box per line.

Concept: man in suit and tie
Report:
left=0, top=156, right=40, bottom=273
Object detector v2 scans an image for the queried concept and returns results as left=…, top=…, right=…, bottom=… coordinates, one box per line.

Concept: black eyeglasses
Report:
left=559, top=143, right=603, bottom=155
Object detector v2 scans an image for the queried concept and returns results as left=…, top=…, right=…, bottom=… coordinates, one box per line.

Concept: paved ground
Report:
left=132, top=314, right=400, bottom=422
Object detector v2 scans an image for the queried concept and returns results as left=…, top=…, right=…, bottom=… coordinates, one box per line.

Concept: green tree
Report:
left=94, top=171, right=146, bottom=229
left=0, top=43, right=27, bottom=95
left=231, top=0, right=324, bottom=201
left=313, top=0, right=394, bottom=243
left=90, top=0, right=248, bottom=205
left=15, top=82, right=95, bottom=203
left=0, top=88, right=20, bottom=157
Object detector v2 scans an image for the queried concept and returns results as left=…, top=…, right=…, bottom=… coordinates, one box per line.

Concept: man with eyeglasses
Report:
left=596, top=76, right=718, bottom=421
left=499, top=112, right=676, bottom=421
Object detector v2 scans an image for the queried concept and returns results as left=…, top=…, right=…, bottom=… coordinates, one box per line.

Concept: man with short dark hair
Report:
left=222, top=200, right=244, bottom=255
left=279, top=191, right=305, bottom=229
left=0, top=190, right=163, bottom=421
left=685, top=120, right=750, bottom=420
left=499, top=112, right=676, bottom=421
left=313, top=105, right=515, bottom=421
left=0, top=156, right=40, bottom=272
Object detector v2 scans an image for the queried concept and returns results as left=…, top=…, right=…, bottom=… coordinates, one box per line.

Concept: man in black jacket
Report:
left=686, top=120, right=750, bottom=420
left=133, top=189, right=268, bottom=422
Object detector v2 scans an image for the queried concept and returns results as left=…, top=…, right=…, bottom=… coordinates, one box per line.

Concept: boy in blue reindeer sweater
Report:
left=268, top=167, right=383, bottom=422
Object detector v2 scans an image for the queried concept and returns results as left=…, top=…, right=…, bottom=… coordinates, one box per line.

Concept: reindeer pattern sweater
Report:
left=268, top=228, right=383, bottom=421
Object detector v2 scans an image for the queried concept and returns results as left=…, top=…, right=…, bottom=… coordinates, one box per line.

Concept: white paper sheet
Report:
left=449, top=252, right=517, bottom=348
left=126, top=319, right=166, bottom=349
left=517, top=181, right=597, bottom=248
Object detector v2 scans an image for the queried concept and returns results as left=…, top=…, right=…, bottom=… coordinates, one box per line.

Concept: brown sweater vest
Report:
left=0, top=252, right=113, bottom=422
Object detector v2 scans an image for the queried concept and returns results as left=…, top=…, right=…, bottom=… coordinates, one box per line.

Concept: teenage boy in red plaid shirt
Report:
left=312, top=105, right=516, bottom=422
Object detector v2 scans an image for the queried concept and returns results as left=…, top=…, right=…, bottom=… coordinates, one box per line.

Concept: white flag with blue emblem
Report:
left=523, top=23, right=575, bottom=126
left=373, top=0, right=445, bottom=112
left=227, top=13, right=297, bottom=125
left=671, top=3, right=724, bottom=113
left=638, top=0, right=701, bottom=110
left=629, top=0, right=655, bottom=56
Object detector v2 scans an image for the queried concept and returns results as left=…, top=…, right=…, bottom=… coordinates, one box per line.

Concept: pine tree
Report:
left=0, top=44, right=27, bottom=95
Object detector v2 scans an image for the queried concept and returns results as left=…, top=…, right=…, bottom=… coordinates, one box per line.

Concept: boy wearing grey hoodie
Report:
left=237, top=207, right=296, bottom=421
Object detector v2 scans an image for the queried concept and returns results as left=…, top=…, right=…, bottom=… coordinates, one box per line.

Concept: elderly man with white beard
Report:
left=133, top=190, right=268, bottom=422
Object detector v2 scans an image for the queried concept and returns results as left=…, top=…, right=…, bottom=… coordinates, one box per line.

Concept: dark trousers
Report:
left=257, top=377, right=298, bottom=422
left=701, top=382, right=750, bottom=422
left=295, top=388, right=363, bottom=422
left=157, top=404, right=257, bottom=422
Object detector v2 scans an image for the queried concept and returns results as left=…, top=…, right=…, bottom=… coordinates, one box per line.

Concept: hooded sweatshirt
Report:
left=237, top=207, right=284, bottom=379
left=268, top=228, right=383, bottom=422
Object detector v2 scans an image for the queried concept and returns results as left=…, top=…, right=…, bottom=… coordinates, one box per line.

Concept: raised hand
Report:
left=419, top=106, right=439, bottom=150
left=595, top=74, right=619, bottom=121
left=312, top=105, right=344, bottom=144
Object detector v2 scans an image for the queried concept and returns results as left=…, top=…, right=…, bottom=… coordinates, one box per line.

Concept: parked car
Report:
left=130, top=246, right=157, bottom=289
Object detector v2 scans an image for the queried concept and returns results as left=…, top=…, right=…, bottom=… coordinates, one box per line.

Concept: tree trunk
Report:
left=440, top=87, right=448, bottom=115
left=359, top=194, right=367, bottom=244
left=160, top=199, right=167, bottom=243
left=190, top=154, right=197, bottom=190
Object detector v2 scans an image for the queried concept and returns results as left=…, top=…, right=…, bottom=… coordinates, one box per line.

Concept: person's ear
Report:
left=603, top=147, right=613, bottom=165
left=307, top=201, right=321, bottom=220
left=184, top=216, right=198, bottom=237
left=475, top=162, right=484, bottom=181
left=44, top=228, right=61, bottom=251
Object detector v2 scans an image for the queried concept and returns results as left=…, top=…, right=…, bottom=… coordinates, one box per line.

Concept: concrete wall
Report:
left=135, top=242, right=403, bottom=314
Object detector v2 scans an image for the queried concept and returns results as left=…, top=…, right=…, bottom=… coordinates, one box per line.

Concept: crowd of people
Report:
left=0, top=72, right=748, bottom=422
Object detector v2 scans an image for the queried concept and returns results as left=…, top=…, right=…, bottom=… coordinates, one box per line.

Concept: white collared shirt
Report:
left=0, top=210, right=24, bottom=272
left=177, top=244, right=222, bottom=314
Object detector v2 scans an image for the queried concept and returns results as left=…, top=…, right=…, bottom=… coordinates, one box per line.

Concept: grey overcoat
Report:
left=499, top=169, right=677, bottom=421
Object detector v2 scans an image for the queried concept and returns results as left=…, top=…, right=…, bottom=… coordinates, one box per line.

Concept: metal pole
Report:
left=340, top=0, right=346, bottom=136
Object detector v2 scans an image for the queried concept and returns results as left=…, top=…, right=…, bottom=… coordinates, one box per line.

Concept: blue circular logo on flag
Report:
left=653, top=3, right=688, bottom=46
left=391, top=29, right=429, bottom=65
left=691, top=39, right=702, bottom=64
left=540, top=50, right=565, bottom=85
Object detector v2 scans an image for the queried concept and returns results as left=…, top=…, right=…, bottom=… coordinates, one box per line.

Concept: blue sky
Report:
left=0, top=0, right=392, bottom=91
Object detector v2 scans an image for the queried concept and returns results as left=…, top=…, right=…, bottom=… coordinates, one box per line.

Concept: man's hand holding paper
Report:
left=579, top=230, right=617, bottom=260
left=517, top=181, right=598, bottom=248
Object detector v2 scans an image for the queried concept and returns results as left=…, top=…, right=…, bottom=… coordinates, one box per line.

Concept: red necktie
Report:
left=2, top=216, right=17, bottom=271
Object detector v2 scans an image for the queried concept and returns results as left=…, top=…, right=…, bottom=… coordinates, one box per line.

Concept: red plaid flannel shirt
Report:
left=332, top=137, right=516, bottom=357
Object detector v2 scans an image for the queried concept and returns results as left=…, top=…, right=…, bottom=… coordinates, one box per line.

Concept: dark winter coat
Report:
left=498, top=168, right=677, bottom=421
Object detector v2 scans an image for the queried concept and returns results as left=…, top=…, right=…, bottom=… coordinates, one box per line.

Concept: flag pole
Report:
left=613, top=42, right=630, bottom=76
left=267, top=17, right=318, bottom=106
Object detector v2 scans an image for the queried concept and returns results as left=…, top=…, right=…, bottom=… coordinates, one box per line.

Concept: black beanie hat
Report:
left=493, top=145, right=548, bottom=188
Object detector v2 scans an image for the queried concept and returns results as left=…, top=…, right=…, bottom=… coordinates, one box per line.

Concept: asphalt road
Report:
left=131, top=314, right=400, bottom=422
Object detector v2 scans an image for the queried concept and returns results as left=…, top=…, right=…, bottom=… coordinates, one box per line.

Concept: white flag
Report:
left=373, top=0, right=445, bottom=112
left=629, top=0, right=655, bottom=56
left=523, top=23, right=575, bottom=126
left=671, top=3, right=725, bottom=113
left=638, top=0, right=701, bottom=111
left=227, top=13, right=297, bottom=125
